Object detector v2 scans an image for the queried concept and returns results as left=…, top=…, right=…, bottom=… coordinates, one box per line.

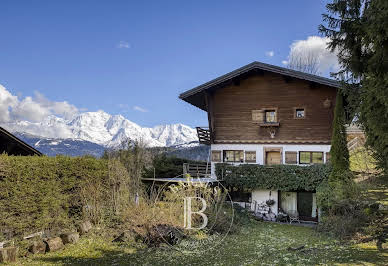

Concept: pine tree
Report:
left=330, top=92, right=350, bottom=179
left=320, top=0, right=388, bottom=175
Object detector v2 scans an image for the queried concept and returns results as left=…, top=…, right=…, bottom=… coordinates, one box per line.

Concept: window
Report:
left=299, top=152, right=324, bottom=164
left=295, top=108, right=305, bottom=118
left=299, top=152, right=311, bottom=164
left=211, top=150, right=221, bottom=162
left=245, top=151, right=256, bottom=163
left=312, top=152, right=323, bottom=164
left=265, top=110, right=277, bottom=123
left=223, top=150, right=244, bottom=163
left=285, top=151, right=297, bottom=164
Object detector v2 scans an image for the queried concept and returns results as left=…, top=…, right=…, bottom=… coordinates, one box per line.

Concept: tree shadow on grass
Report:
left=30, top=247, right=169, bottom=266
left=29, top=244, right=388, bottom=266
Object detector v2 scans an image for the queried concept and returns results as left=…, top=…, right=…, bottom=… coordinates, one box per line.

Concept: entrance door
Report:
left=297, top=192, right=313, bottom=219
left=266, top=151, right=281, bottom=165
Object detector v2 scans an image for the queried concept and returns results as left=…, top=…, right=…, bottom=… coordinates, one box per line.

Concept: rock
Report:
left=60, top=232, right=80, bottom=245
left=0, top=247, right=18, bottom=263
left=78, top=221, right=92, bottom=235
left=44, top=237, right=64, bottom=252
left=29, top=240, right=47, bottom=254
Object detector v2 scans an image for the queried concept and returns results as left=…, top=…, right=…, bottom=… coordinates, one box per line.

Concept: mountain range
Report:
left=2, top=111, right=203, bottom=158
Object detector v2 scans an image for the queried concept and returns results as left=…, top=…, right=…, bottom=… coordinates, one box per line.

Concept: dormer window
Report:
left=265, top=110, right=277, bottom=123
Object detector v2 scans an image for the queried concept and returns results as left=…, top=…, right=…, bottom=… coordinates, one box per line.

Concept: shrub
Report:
left=142, top=154, right=203, bottom=179
left=316, top=174, right=375, bottom=239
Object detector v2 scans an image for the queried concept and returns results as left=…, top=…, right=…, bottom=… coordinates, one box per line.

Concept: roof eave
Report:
left=179, top=61, right=341, bottom=101
left=0, top=127, right=43, bottom=156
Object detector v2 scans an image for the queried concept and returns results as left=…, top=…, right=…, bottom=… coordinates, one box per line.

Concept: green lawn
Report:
left=18, top=222, right=387, bottom=266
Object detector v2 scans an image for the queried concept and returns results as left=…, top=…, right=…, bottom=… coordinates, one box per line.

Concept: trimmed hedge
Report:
left=0, top=155, right=108, bottom=238
left=215, top=163, right=331, bottom=191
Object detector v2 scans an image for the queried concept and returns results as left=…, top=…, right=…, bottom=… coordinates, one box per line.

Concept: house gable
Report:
left=179, top=61, right=338, bottom=144
left=211, top=72, right=337, bottom=144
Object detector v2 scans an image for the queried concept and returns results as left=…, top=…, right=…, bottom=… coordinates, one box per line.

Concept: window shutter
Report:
left=325, top=152, right=330, bottom=163
left=245, top=151, right=256, bottom=162
left=285, top=151, right=297, bottom=164
left=252, top=110, right=264, bottom=123
left=211, top=151, right=221, bottom=162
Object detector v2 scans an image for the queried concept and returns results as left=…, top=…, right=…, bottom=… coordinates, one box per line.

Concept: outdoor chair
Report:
left=287, top=210, right=300, bottom=224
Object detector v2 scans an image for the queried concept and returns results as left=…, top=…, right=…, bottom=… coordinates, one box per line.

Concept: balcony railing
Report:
left=196, top=127, right=211, bottom=145
left=183, top=163, right=210, bottom=178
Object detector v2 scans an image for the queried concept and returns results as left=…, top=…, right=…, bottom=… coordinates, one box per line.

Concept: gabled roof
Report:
left=179, top=61, right=340, bottom=111
left=0, top=127, right=42, bottom=156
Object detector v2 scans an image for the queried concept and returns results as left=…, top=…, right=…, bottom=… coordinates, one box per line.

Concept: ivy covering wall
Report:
left=215, top=163, right=331, bottom=191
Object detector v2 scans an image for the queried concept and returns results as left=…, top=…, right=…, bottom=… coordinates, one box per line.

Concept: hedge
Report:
left=215, top=163, right=331, bottom=191
left=0, top=154, right=108, bottom=238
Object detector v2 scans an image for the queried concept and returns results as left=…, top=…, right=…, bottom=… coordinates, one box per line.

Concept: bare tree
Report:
left=287, top=51, right=320, bottom=75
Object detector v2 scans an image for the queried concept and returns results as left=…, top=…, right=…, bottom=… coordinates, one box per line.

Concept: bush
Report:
left=216, top=163, right=331, bottom=191
left=316, top=173, right=376, bottom=239
left=143, top=154, right=202, bottom=179
left=0, top=155, right=110, bottom=238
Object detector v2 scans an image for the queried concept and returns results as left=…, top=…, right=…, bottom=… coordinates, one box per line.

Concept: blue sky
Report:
left=0, top=0, right=334, bottom=127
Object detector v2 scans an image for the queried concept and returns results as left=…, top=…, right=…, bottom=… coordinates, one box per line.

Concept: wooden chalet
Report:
left=179, top=61, right=340, bottom=222
left=0, top=127, right=42, bottom=156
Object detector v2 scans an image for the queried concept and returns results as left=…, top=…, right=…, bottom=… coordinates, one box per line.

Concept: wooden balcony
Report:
left=196, top=127, right=211, bottom=145
left=183, top=163, right=210, bottom=178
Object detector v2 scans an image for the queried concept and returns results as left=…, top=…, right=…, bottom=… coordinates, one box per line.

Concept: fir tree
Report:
left=320, top=0, right=388, bottom=174
left=330, top=92, right=350, bottom=179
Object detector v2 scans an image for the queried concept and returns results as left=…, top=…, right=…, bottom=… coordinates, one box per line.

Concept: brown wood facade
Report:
left=207, top=72, right=337, bottom=144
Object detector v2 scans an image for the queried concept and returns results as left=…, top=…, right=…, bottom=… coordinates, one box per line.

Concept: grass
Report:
left=350, top=147, right=377, bottom=174
left=16, top=222, right=387, bottom=266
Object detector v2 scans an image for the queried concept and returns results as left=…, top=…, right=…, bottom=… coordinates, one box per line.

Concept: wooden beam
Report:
left=205, top=91, right=215, bottom=144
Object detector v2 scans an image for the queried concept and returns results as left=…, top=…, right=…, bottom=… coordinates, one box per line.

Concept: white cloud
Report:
left=12, top=96, right=51, bottom=122
left=0, top=84, right=79, bottom=123
left=265, top=51, right=274, bottom=57
left=284, top=36, right=339, bottom=75
left=117, top=41, right=130, bottom=49
left=133, top=106, right=148, bottom=113
left=0, top=85, right=18, bottom=122
left=34, top=91, right=78, bottom=120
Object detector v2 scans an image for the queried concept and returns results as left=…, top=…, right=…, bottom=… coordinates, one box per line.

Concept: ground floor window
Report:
left=223, top=150, right=244, bottom=163
left=299, top=151, right=324, bottom=164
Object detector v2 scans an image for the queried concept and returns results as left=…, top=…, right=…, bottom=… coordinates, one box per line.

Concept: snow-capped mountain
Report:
left=14, top=132, right=107, bottom=157
left=2, top=110, right=198, bottom=148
